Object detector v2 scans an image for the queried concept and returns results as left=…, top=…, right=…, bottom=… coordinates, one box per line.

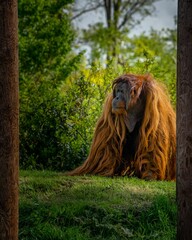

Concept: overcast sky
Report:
left=73, top=0, right=177, bottom=35
left=133, top=0, right=177, bottom=35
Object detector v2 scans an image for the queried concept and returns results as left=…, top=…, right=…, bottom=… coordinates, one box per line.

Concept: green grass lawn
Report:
left=19, top=170, right=177, bottom=240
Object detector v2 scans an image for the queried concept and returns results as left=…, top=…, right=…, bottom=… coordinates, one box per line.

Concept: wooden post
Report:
left=0, top=0, right=19, bottom=239
left=177, top=0, right=192, bottom=239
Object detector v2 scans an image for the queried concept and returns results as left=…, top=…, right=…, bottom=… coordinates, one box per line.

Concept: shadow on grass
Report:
left=19, top=174, right=176, bottom=240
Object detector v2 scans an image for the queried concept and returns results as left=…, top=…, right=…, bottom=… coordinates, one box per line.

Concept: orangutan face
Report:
left=112, top=80, right=145, bottom=132
left=112, top=82, right=130, bottom=115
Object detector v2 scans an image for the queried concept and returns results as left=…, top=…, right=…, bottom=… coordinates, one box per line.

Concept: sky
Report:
left=73, top=0, right=177, bottom=36
left=132, top=0, right=177, bottom=35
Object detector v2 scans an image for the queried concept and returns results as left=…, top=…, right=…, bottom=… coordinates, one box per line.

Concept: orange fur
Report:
left=68, top=74, right=176, bottom=180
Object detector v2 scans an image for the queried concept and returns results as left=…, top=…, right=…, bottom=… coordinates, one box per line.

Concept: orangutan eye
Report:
left=117, top=89, right=123, bottom=94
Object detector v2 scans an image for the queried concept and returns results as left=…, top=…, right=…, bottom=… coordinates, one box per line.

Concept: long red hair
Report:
left=68, top=74, right=176, bottom=180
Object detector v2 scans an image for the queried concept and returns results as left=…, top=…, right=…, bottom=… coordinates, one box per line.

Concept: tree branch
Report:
left=118, top=0, right=148, bottom=29
left=72, top=2, right=104, bottom=20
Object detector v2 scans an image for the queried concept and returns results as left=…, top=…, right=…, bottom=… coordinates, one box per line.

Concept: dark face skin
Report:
left=112, top=82, right=145, bottom=132
left=112, top=82, right=130, bottom=114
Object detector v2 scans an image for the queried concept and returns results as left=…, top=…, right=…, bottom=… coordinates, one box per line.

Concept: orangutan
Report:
left=68, top=74, right=176, bottom=180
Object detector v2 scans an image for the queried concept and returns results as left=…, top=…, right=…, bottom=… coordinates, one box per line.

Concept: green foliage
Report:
left=19, top=0, right=74, bottom=74
left=19, top=171, right=176, bottom=239
left=19, top=0, right=83, bottom=170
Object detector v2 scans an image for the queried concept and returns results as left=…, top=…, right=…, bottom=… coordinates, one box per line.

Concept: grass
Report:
left=19, top=170, right=177, bottom=240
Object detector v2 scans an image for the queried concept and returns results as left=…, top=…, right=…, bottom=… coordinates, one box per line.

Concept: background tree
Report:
left=177, top=0, right=192, bottom=239
left=73, top=0, right=159, bottom=62
left=0, top=0, right=19, bottom=239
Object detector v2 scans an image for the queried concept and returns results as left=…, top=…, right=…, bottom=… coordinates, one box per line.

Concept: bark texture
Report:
left=0, top=0, right=19, bottom=239
left=177, top=0, right=192, bottom=239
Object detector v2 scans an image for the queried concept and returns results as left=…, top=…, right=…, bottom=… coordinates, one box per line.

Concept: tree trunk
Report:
left=177, top=0, right=192, bottom=239
left=0, top=0, right=19, bottom=239
left=104, top=0, right=119, bottom=62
